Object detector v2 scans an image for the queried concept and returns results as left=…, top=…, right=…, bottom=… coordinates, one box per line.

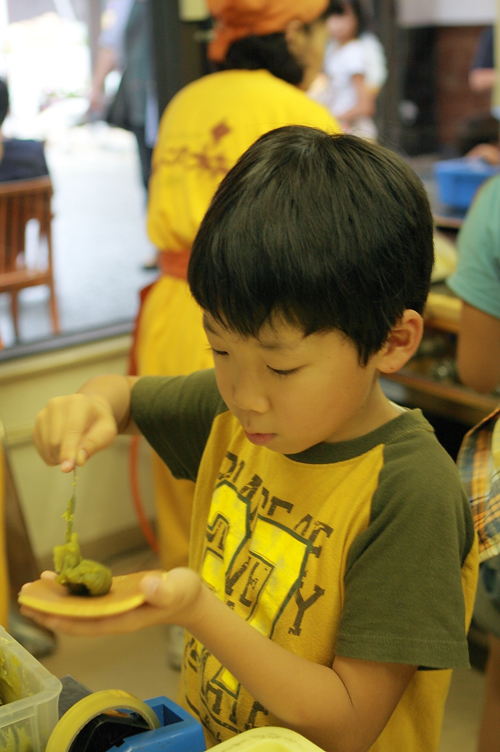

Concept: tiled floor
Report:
left=37, top=546, right=487, bottom=752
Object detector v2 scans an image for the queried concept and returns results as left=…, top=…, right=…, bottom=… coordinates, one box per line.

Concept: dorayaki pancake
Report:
left=18, top=572, right=148, bottom=619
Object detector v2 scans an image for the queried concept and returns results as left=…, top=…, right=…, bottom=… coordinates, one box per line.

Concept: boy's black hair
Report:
left=188, top=126, right=434, bottom=365
left=0, top=79, right=9, bottom=126
left=215, top=3, right=335, bottom=87
left=327, top=0, right=366, bottom=36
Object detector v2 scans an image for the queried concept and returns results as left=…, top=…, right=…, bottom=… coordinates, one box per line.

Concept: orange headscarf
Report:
left=207, top=0, right=328, bottom=62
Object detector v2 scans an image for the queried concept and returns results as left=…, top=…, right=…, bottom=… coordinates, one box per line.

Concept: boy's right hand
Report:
left=33, top=393, right=118, bottom=471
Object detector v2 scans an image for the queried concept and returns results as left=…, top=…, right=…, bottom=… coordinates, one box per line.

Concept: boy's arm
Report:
left=22, top=568, right=415, bottom=752
left=182, top=576, right=416, bottom=752
left=456, top=302, right=500, bottom=393
left=33, top=375, right=140, bottom=470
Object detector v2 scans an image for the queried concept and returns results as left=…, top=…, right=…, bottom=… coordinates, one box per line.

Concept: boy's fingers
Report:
left=60, top=458, right=76, bottom=472
left=33, top=407, right=64, bottom=466
left=140, top=568, right=202, bottom=613
left=33, top=401, right=81, bottom=467
left=140, top=572, right=171, bottom=606
left=33, top=394, right=117, bottom=470
left=60, top=415, right=117, bottom=471
left=19, top=571, right=55, bottom=594
left=40, top=570, right=57, bottom=580
left=59, top=420, right=116, bottom=468
left=19, top=603, right=169, bottom=636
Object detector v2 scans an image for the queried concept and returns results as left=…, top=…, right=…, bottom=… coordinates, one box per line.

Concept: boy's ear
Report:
left=377, top=309, right=423, bottom=374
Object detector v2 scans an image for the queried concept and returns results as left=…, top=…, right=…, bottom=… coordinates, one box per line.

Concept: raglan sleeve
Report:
left=335, top=429, right=477, bottom=669
left=130, top=368, right=227, bottom=482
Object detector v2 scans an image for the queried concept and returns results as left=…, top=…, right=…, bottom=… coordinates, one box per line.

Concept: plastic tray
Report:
left=434, top=158, right=500, bottom=210
left=0, top=624, right=62, bottom=751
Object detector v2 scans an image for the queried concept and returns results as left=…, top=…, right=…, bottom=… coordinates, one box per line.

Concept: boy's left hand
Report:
left=19, top=568, right=205, bottom=637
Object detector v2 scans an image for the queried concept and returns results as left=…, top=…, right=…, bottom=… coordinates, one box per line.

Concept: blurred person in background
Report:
left=469, top=26, right=496, bottom=97
left=447, top=174, right=500, bottom=752
left=89, top=0, right=158, bottom=268
left=448, top=174, right=500, bottom=396
left=89, top=0, right=158, bottom=195
left=0, top=79, right=49, bottom=182
left=132, top=0, right=340, bottom=667
left=469, top=25, right=500, bottom=126
left=456, top=113, right=500, bottom=165
left=309, top=0, right=384, bottom=139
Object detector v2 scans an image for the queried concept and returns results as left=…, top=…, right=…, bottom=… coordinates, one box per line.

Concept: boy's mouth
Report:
left=244, top=431, right=276, bottom=446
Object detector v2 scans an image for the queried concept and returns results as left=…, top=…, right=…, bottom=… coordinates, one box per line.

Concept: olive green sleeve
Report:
left=130, top=369, right=228, bottom=482
left=336, top=426, right=476, bottom=669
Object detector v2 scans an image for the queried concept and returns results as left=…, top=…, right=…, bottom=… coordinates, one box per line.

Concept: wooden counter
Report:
left=382, top=369, right=498, bottom=427
left=382, top=285, right=498, bottom=427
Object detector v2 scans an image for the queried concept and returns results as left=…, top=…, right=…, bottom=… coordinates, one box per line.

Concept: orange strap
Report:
left=159, top=248, right=191, bottom=280
left=127, top=247, right=192, bottom=548
left=128, top=248, right=191, bottom=376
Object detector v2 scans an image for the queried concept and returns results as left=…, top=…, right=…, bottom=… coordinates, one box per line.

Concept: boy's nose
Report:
left=231, top=375, right=269, bottom=414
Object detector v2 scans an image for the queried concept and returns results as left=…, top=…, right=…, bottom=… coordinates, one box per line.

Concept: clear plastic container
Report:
left=0, top=624, right=62, bottom=751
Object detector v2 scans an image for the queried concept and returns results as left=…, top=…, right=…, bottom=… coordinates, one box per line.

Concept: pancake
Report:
left=18, top=572, right=147, bottom=619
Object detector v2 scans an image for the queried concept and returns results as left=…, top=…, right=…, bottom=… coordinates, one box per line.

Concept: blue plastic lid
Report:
left=434, top=158, right=500, bottom=177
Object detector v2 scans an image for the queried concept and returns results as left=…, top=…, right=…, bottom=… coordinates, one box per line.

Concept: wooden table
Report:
left=382, top=283, right=498, bottom=427
left=433, top=213, right=464, bottom=231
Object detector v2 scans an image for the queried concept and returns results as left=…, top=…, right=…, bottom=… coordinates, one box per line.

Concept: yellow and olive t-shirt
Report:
left=131, top=369, right=478, bottom=752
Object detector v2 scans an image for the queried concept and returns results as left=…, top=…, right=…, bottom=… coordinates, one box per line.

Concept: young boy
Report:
left=26, top=127, right=477, bottom=752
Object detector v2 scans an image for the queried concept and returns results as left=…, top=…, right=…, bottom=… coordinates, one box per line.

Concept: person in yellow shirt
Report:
left=132, top=0, right=339, bottom=600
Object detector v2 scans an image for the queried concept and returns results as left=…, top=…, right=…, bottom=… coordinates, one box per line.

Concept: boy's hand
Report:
left=19, top=568, right=205, bottom=637
left=33, top=393, right=118, bottom=471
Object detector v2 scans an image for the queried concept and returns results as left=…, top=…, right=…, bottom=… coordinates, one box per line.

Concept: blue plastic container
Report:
left=434, top=158, right=500, bottom=210
left=109, top=695, right=206, bottom=752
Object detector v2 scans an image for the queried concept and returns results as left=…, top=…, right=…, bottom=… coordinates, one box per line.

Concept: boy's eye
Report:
left=211, top=347, right=228, bottom=357
left=268, top=367, right=300, bottom=377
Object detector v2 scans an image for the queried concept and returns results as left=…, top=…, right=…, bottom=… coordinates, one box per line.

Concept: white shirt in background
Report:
left=322, top=38, right=367, bottom=117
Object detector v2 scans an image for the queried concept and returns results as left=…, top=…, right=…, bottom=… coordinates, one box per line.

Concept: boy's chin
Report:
left=258, top=436, right=318, bottom=456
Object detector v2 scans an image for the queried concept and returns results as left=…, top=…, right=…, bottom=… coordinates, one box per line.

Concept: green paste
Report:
left=0, top=725, right=33, bottom=752
left=53, top=532, right=112, bottom=597
left=0, top=647, right=32, bottom=751
left=53, top=484, right=112, bottom=597
left=0, top=649, right=20, bottom=706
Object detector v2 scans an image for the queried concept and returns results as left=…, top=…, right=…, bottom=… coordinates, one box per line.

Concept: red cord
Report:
left=129, top=435, right=159, bottom=553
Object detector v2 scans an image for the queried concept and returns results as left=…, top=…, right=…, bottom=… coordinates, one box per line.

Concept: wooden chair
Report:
left=0, top=176, right=59, bottom=340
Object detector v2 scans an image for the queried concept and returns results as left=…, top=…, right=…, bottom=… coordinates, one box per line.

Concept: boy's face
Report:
left=203, top=313, right=392, bottom=455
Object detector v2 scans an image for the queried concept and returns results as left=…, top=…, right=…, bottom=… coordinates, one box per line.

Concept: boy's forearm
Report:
left=186, top=586, right=366, bottom=752
left=78, top=375, right=140, bottom=434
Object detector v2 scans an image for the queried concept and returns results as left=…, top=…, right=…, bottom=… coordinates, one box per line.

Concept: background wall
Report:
left=398, top=0, right=496, bottom=26
left=0, top=336, right=155, bottom=564
left=436, top=26, right=493, bottom=147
